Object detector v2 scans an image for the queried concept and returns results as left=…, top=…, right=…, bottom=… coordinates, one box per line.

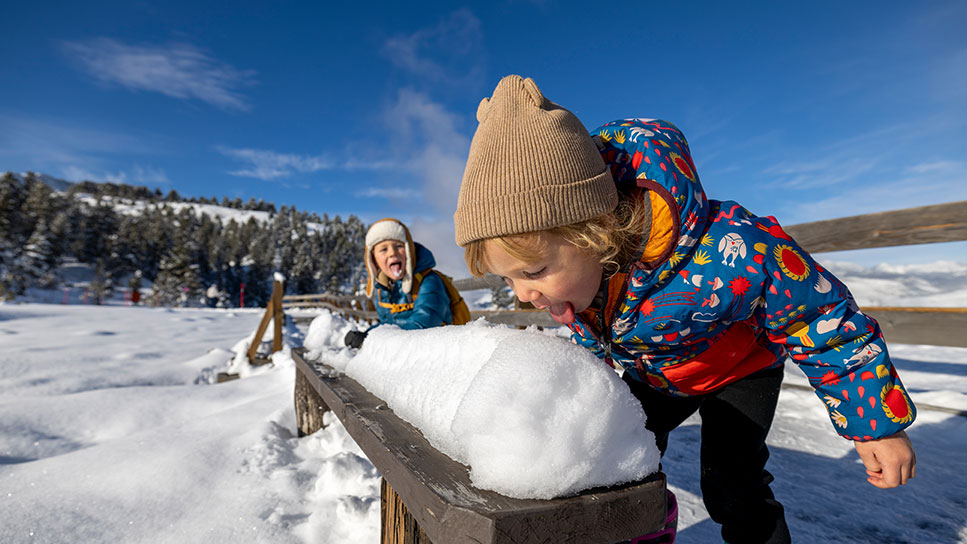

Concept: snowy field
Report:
left=1, top=265, right=966, bottom=543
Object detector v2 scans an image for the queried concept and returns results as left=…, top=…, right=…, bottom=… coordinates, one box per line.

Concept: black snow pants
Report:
left=623, top=365, right=792, bottom=544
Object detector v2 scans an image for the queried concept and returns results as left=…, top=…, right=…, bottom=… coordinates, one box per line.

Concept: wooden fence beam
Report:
left=784, top=200, right=967, bottom=253
left=452, top=275, right=506, bottom=291
left=864, top=307, right=967, bottom=348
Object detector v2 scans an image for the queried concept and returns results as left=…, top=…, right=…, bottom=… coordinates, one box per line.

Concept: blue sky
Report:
left=2, top=1, right=965, bottom=275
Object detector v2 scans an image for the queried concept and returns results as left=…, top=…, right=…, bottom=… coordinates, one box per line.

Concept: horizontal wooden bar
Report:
left=784, top=200, right=967, bottom=253
left=864, top=306, right=967, bottom=314
left=292, top=350, right=667, bottom=544
left=452, top=274, right=506, bottom=291
left=864, top=307, right=967, bottom=348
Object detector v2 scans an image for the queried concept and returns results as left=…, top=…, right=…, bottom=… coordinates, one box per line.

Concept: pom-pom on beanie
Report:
left=364, top=218, right=415, bottom=297
left=453, top=75, right=618, bottom=247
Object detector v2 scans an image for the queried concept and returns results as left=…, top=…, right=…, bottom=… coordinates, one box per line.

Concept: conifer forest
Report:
left=0, top=172, right=367, bottom=307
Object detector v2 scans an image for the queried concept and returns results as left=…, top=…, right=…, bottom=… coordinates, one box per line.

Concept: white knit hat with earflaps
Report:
left=364, top=218, right=416, bottom=298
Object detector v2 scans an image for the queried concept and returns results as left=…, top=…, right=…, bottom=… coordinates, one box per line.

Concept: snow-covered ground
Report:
left=1, top=264, right=966, bottom=543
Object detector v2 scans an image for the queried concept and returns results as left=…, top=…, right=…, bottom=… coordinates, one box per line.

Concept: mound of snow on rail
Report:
left=341, top=320, right=660, bottom=499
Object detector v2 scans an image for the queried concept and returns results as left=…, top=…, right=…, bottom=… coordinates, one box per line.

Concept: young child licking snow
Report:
left=344, top=218, right=465, bottom=349
left=453, top=75, right=917, bottom=543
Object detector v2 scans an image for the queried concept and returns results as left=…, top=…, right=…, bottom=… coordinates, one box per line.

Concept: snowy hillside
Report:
left=1, top=171, right=367, bottom=308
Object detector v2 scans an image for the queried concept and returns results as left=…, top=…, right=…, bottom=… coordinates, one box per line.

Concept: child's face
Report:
left=373, top=239, right=407, bottom=280
left=484, top=233, right=602, bottom=325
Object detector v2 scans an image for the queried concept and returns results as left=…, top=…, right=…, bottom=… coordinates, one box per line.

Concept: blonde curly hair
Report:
left=465, top=191, right=649, bottom=278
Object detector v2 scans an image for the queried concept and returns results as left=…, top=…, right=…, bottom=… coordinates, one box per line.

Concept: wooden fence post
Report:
left=273, top=280, right=283, bottom=353
left=381, top=479, right=430, bottom=544
left=247, top=279, right=284, bottom=363
left=294, top=366, right=329, bottom=436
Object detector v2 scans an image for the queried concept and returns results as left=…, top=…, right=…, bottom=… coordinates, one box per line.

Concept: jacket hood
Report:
left=590, top=119, right=710, bottom=287
left=411, top=242, right=436, bottom=273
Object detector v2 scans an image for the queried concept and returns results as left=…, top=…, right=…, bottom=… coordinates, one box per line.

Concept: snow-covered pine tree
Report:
left=153, top=209, right=202, bottom=306
left=22, top=219, right=60, bottom=289
left=0, top=173, right=29, bottom=297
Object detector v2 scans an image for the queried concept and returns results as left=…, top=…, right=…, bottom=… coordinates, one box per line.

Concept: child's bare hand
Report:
left=853, top=430, right=916, bottom=488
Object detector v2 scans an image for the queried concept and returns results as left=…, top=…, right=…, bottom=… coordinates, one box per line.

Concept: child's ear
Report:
left=476, top=97, right=490, bottom=122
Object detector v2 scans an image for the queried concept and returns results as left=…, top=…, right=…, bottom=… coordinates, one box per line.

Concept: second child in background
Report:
left=344, top=218, right=469, bottom=349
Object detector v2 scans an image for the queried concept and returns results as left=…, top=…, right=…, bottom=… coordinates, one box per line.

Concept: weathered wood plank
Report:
left=784, top=201, right=967, bottom=253
left=273, top=283, right=283, bottom=353
left=294, top=367, right=329, bottom=436
left=865, top=307, right=967, bottom=348
left=452, top=274, right=506, bottom=291
left=382, top=479, right=431, bottom=544
left=292, top=350, right=667, bottom=544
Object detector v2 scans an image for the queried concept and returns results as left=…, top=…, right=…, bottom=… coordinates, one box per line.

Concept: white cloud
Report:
left=360, top=89, right=473, bottom=275
left=785, top=159, right=967, bottom=222
left=381, top=9, right=485, bottom=88
left=355, top=187, right=421, bottom=200
left=383, top=89, right=470, bottom=214
left=61, top=163, right=169, bottom=186
left=217, top=146, right=394, bottom=181
left=217, top=147, right=335, bottom=180
left=63, top=38, right=255, bottom=111
left=132, top=164, right=169, bottom=185
left=407, top=217, right=467, bottom=277
left=62, top=165, right=127, bottom=184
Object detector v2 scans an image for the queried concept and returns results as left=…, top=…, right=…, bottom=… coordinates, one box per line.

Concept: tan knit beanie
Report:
left=453, top=75, right=617, bottom=247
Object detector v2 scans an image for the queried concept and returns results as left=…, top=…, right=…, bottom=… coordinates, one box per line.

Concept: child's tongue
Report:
left=389, top=262, right=403, bottom=278
left=548, top=302, right=576, bottom=325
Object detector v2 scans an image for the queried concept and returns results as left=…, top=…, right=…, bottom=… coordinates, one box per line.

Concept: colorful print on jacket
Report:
left=372, top=242, right=453, bottom=329
left=566, top=118, right=915, bottom=441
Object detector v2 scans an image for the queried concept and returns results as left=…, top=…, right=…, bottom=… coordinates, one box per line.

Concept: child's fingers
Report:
left=900, top=459, right=916, bottom=485
left=879, top=464, right=902, bottom=488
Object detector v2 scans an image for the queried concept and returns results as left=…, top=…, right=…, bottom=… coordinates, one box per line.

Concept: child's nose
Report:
left=514, top=285, right=541, bottom=304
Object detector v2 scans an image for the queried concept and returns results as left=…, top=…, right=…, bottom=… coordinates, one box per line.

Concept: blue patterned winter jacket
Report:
left=372, top=243, right=452, bottom=329
left=567, top=118, right=915, bottom=441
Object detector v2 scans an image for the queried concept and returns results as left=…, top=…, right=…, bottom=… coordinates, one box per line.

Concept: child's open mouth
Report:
left=388, top=260, right=403, bottom=279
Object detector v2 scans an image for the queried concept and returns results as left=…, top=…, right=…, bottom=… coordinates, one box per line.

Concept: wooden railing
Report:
left=293, top=350, right=667, bottom=543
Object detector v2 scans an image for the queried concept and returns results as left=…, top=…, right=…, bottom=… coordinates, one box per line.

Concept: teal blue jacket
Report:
left=372, top=243, right=452, bottom=329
